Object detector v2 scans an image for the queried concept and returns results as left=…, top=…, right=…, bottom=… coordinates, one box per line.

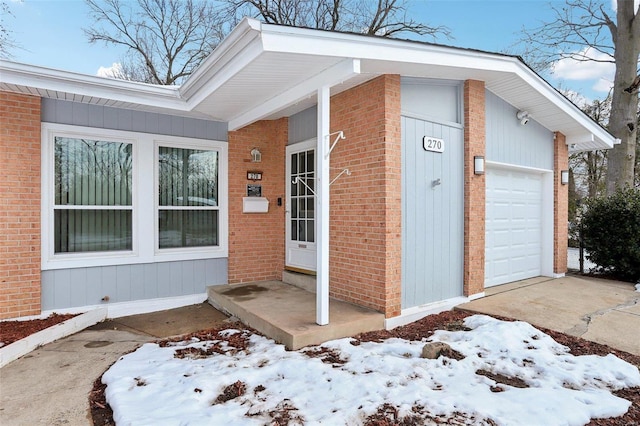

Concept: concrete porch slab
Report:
left=208, top=281, right=385, bottom=350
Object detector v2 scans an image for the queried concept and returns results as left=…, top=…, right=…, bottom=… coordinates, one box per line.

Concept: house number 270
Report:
left=423, top=136, right=444, bottom=153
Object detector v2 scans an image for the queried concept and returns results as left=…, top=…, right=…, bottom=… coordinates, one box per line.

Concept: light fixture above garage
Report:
left=561, top=170, right=569, bottom=185
left=474, top=156, right=485, bottom=175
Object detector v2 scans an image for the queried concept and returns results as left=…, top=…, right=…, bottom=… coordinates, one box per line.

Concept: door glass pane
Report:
left=291, top=153, right=298, bottom=175
left=298, top=220, right=306, bottom=241
left=299, top=198, right=306, bottom=218
left=291, top=198, right=298, bottom=218
left=306, top=196, right=314, bottom=218
left=299, top=152, right=306, bottom=174
left=306, top=150, right=314, bottom=173
left=291, top=220, right=298, bottom=240
left=307, top=220, right=314, bottom=243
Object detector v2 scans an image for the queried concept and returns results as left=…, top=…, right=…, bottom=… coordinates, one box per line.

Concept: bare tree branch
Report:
left=84, top=0, right=227, bottom=85
left=226, top=0, right=451, bottom=40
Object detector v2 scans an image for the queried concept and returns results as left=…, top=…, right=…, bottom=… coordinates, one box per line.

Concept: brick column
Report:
left=227, top=119, right=287, bottom=284
left=330, top=75, right=402, bottom=318
left=554, top=132, right=569, bottom=275
left=463, top=80, right=486, bottom=297
left=0, top=92, right=42, bottom=319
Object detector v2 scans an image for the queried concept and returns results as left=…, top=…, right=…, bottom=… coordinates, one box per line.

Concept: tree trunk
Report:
left=606, top=1, right=640, bottom=194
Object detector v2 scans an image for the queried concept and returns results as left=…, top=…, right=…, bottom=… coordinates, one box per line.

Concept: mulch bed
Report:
left=87, top=309, right=640, bottom=425
left=0, top=313, right=78, bottom=347
left=6, top=310, right=639, bottom=425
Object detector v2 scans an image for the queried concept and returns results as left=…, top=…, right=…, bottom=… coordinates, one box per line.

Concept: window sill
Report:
left=42, top=248, right=228, bottom=271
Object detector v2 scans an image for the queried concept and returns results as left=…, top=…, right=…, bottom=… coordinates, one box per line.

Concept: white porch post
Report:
left=316, top=85, right=330, bottom=325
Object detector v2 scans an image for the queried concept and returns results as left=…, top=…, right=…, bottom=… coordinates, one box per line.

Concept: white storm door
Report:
left=285, top=140, right=316, bottom=272
left=485, top=167, right=543, bottom=287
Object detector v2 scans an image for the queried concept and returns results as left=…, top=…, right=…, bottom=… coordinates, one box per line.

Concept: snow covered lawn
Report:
left=102, top=315, right=640, bottom=425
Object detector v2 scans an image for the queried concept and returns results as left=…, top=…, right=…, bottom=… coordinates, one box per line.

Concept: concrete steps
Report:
left=207, top=281, right=384, bottom=350
left=282, top=270, right=316, bottom=293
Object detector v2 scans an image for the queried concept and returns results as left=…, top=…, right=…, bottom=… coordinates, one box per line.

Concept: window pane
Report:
left=291, top=153, right=298, bottom=175
left=159, top=210, right=219, bottom=248
left=55, top=137, right=132, bottom=206
left=54, top=209, right=132, bottom=253
left=159, top=147, right=218, bottom=207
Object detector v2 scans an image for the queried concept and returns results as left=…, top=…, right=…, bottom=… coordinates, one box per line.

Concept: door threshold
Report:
left=284, top=266, right=316, bottom=276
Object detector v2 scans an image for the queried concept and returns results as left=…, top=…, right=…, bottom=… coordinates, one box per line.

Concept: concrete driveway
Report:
left=458, top=275, right=640, bottom=356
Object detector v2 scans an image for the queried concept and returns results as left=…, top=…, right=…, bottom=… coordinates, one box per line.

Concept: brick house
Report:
left=0, top=19, right=616, bottom=327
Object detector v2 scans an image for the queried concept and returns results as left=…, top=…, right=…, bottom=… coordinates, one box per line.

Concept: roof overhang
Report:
left=0, top=18, right=617, bottom=151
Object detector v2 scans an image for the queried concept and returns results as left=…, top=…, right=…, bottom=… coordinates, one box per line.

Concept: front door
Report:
left=285, top=139, right=316, bottom=272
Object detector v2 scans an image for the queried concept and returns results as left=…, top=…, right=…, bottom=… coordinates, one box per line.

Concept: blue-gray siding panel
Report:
left=41, top=259, right=228, bottom=310
left=401, top=78, right=462, bottom=125
left=485, top=90, right=553, bottom=170
left=402, top=116, right=464, bottom=309
left=288, top=106, right=317, bottom=145
left=42, top=98, right=228, bottom=141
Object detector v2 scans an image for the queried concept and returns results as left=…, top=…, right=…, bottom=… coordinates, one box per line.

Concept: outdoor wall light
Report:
left=516, top=110, right=530, bottom=126
left=474, top=156, right=485, bottom=175
left=250, top=147, right=262, bottom=163
left=561, top=169, right=569, bottom=185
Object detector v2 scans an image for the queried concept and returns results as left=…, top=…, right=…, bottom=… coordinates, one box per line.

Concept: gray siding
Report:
left=401, top=77, right=462, bottom=125
left=42, top=259, right=227, bottom=310
left=485, top=90, right=553, bottom=170
left=42, top=98, right=228, bottom=141
left=402, top=116, right=464, bottom=308
left=288, top=106, right=317, bottom=145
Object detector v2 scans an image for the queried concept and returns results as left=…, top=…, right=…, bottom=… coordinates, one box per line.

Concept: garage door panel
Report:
left=485, top=168, right=543, bottom=287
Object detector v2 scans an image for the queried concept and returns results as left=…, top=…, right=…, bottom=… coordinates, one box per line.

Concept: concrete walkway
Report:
left=458, top=275, right=640, bottom=355
left=0, top=303, right=229, bottom=426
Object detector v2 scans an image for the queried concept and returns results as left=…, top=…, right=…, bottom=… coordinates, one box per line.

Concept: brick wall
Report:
left=227, top=119, right=287, bottom=283
left=329, top=75, right=402, bottom=318
left=463, top=80, right=486, bottom=297
left=0, top=92, right=42, bottom=319
left=554, top=132, right=569, bottom=274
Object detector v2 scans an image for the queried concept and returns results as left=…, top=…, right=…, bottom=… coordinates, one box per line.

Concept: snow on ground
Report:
left=567, top=247, right=598, bottom=271
left=102, top=315, right=640, bottom=426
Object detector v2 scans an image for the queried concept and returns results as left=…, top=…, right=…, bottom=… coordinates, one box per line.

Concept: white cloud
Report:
left=611, top=0, right=640, bottom=12
left=96, top=62, right=125, bottom=79
left=551, top=47, right=615, bottom=94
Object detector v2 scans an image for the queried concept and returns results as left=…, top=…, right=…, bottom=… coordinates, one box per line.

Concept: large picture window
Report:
left=158, top=146, right=219, bottom=249
left=54, top=137, right=133, bottom=253
left=43, top=123, right=228, bottom=269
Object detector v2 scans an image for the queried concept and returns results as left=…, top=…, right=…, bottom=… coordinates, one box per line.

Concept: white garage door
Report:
left=485, top=168, right=543, bottom=287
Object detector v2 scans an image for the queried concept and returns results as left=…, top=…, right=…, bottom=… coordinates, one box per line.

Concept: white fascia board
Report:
left=512, top=67, right=616, bottom=149
left=180, top=18, right=263, bottom=101
left=228, top=58, right=361, bottom=131
left=258, top=24, right=617, bottom=148
left=0, top=60, right=188, bottom=111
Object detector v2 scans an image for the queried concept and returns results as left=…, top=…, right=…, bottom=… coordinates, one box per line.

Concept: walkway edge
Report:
left=0, top=308, right=107, bottom=368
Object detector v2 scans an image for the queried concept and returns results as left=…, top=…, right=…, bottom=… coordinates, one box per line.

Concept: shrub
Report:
left=580, top=187, right=640, bottom=282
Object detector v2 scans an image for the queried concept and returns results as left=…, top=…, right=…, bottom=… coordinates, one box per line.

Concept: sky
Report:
left=2, top=0, right=630, bottom=103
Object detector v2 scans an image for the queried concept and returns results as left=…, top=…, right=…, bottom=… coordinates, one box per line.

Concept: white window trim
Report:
left=153, top=138, right=228, bottom=261
left=41, top=123, right=228, bottom=270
